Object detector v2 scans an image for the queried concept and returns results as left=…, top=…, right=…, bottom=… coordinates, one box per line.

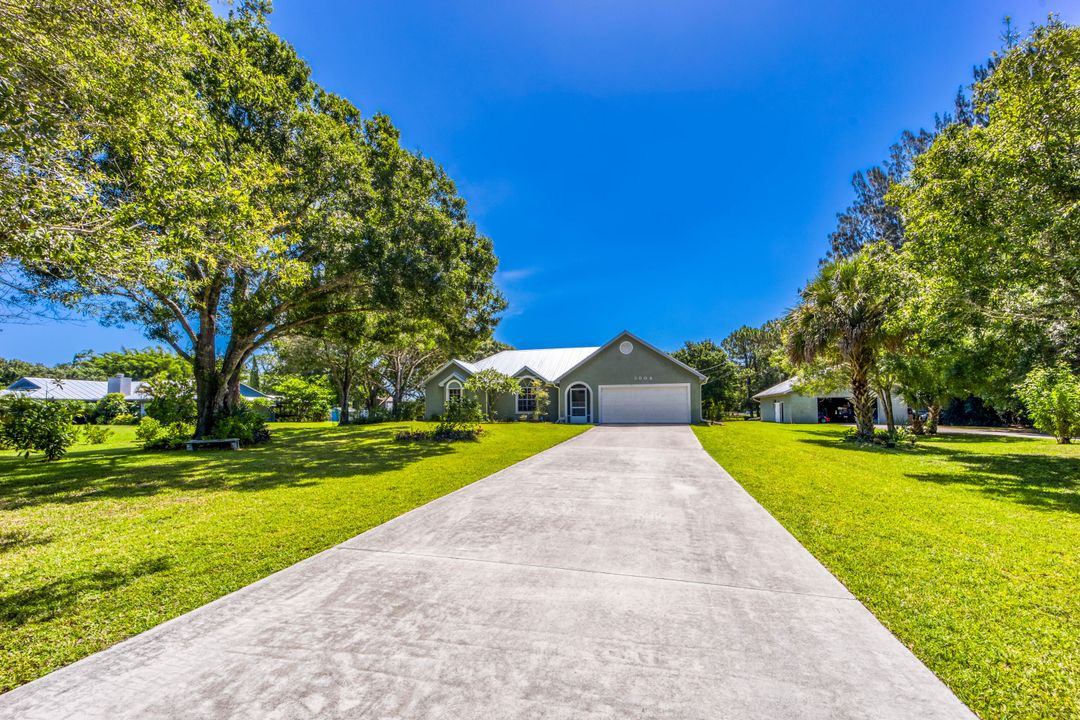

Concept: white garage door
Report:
left=599, top=384, right=691, bottom=424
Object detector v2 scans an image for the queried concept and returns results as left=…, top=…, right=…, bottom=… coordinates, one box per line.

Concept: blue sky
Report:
left=3, top=0, right=1076, bottom=364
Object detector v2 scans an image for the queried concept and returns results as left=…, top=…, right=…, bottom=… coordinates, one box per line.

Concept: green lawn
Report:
left=0, top=421, right=586, bottom=692
left=693, top=422, right=1080, bottom=720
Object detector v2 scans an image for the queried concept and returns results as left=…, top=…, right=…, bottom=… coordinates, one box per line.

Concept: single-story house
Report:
left=2, top=374, right=268, bottom=414
left=753, top=378, right=908, bottom=425
left=424, top=331, right=707, bottom=424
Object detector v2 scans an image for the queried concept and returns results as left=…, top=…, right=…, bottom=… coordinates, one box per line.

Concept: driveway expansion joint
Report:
left=336, top=545, right=859, bottom=602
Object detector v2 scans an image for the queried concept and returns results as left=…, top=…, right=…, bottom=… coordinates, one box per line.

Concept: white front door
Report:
left=774, top=401, right=784, bottom=423
left=598, top=384, right=691, bottom=424
left=569, top=386, right=590, bottom=424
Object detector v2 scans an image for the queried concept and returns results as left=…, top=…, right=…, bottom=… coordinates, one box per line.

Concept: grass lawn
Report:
left=693, top=422, right=1080, bottom=720
left=0, top=421, right=587, bottom=692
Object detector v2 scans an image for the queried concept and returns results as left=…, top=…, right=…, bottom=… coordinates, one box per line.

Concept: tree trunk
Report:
left=193, top=310, right=226, bottom=439
left=927, top=404, right=941, bottom=434
left=879, top=387, right=895, bottom=435
left=849, top=361, right=876, bottom=441
left=911, top=409, right=925, bottom=435
left=337, top=367, right=353, bottom=425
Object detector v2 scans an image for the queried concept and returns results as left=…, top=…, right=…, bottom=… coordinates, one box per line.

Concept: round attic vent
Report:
left=619, top=340, right=633, bottom=355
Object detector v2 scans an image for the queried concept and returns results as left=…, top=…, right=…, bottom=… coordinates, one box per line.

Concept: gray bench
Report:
left=185, top=438, right=240, bottom=451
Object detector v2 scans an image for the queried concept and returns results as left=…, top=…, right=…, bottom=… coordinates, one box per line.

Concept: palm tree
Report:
left=784, top=251, right=900, bottom=441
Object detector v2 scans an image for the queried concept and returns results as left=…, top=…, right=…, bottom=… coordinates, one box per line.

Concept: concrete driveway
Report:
left=0, top=426, right=973, bottom=719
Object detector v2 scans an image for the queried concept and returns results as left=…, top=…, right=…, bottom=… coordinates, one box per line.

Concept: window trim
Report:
left=445, top=379, right=463, bottom=403
left=516, top=377, right=538, bottom=415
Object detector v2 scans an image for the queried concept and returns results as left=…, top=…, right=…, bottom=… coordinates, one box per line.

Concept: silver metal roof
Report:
left=2, top=377, right=268, bottom=402
left=1, top=377, right=152, bottom=401
left=471, top=347, right=599, bottom=383
left=751, top=378, right=798, bottom=400
left=752, top=377, right=858, bottom=401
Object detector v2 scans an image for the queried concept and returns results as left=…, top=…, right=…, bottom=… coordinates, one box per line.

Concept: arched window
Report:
left=446, top=380, right=462, bottom=403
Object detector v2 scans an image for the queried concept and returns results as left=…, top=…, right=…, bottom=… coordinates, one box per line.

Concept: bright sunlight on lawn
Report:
left=0, top=421, right=586, bottom=691
left=694, top=421, right=1080, bottom=720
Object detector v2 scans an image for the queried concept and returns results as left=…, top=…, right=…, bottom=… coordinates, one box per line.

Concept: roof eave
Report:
left=553, top=330, right=707, bottom=383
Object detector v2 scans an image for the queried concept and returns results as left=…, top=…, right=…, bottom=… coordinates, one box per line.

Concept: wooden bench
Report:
left=185, top=438, right=240, bottom=451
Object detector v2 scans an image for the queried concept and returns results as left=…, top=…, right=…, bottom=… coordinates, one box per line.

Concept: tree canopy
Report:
left=1, top=1, right=504, bottom=436
left=894, top=19, right=1080, bottom=366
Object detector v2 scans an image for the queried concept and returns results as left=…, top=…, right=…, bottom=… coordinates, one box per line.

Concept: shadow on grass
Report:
left=793, top=427, right=1080, bottom=514
left=907, top=452, right=1080, bottom=514
left=0, top=424, right=457, bottom=512
left=0, top=556, right=173, bottom=627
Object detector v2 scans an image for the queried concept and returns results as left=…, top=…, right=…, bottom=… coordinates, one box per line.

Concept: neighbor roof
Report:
left=1, top=377, right=152, bottom=402
left=471, top=347, right=599, bottom=383
left=752, top=378, right=798, bottom=401
left=2, top=377, right=268, bottom=402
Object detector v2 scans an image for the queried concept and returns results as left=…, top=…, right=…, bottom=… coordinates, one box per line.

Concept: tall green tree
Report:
left=825, top=130, right=934, bottom=261
left=2, top=2, right=503, bottom=437
left=78, top=347, right=190, bottom=380
left=721, top=321, right=784, bottom=414
left=784, top=245, right=905, bottom=440
left=672, top=340, right=740, bottom=417
left=893, top=19, right=1080, bottom=367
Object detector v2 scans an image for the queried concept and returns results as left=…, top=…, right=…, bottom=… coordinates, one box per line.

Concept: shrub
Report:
left=348, top=405, right=393, bottom=425
left=135, top=416, right=193, bottom=450
left=0, top=396, right=78, bottom=461
left=843, top=426, right=916, bottom=448
left=395, top=430, right=431, bottom=442
left=1017, top=364, right=1080, bottom=444
left=111, top=413, right=139, bottom=425
left=394, top=399, right=424, bottom=421
left=437, top=396, right=484, bottom=435
left=395, top=427, right=481, bottom=443
left=91, top=392, right=133, bottom=424
left=143, top=375, right=197, bottom=424
left=244, top=397, right=274, bottom=420
left=272, top=375, right=334, bottom=422
left=81, top=424, right=114, bottom=445
left=210, top=404, right=270, bottom=446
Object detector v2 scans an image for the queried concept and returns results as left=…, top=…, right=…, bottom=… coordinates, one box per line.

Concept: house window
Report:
left=447, top=380, right=462, bottom=402
left=517, top=381, right=537, bottom=414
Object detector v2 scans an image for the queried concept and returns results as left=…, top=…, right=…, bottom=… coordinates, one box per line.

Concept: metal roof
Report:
left=1, top=377, right=152, bottom=401
left=751, top=378, right=798, bottom=400
left=752, top=377, right=854, bottom=401
left=2, top=377, right=268, bottom=402
left=471, top=347, right=599, bottom=383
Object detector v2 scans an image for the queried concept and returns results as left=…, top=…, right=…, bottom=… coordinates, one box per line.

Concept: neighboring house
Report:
left=2, top=374, right=268, bottom=415
left=753, top=378, right=908, bottom=425
left=424, top=331, right=707, bottom=424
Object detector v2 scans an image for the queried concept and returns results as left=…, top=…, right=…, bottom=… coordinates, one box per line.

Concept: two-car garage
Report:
left=598, top=383, right=691, bottom=424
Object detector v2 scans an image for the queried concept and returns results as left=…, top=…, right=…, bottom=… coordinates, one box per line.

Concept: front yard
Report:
left=0, top=421, right=587, bottom=692
left=694, top=422, right=1080, bottom=720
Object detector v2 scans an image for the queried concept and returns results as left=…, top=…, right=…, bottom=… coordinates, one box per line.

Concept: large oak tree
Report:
left=1, top=1, right=503, bottom=436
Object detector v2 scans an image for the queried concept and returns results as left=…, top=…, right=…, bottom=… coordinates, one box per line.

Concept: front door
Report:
left=569, top=386, right=589, bottom=424
left=775, top=401, right=784, bottom=423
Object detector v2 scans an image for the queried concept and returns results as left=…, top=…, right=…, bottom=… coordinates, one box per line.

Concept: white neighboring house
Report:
left=1, top=374, right=269, bottom=415
left=753, top=378, right=908, bottom=425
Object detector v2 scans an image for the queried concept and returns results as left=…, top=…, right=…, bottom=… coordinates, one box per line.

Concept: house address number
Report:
left=633, top=376, right=654, bottom=381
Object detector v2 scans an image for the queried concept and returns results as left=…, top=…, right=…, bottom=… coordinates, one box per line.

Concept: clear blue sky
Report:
left=3, top=0, right=1076, bottom=364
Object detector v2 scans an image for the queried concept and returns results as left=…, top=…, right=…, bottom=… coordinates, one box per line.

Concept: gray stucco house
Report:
left=753, top=378, right=908, bottom=425
left=424, top=331, right=707, bottom=424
